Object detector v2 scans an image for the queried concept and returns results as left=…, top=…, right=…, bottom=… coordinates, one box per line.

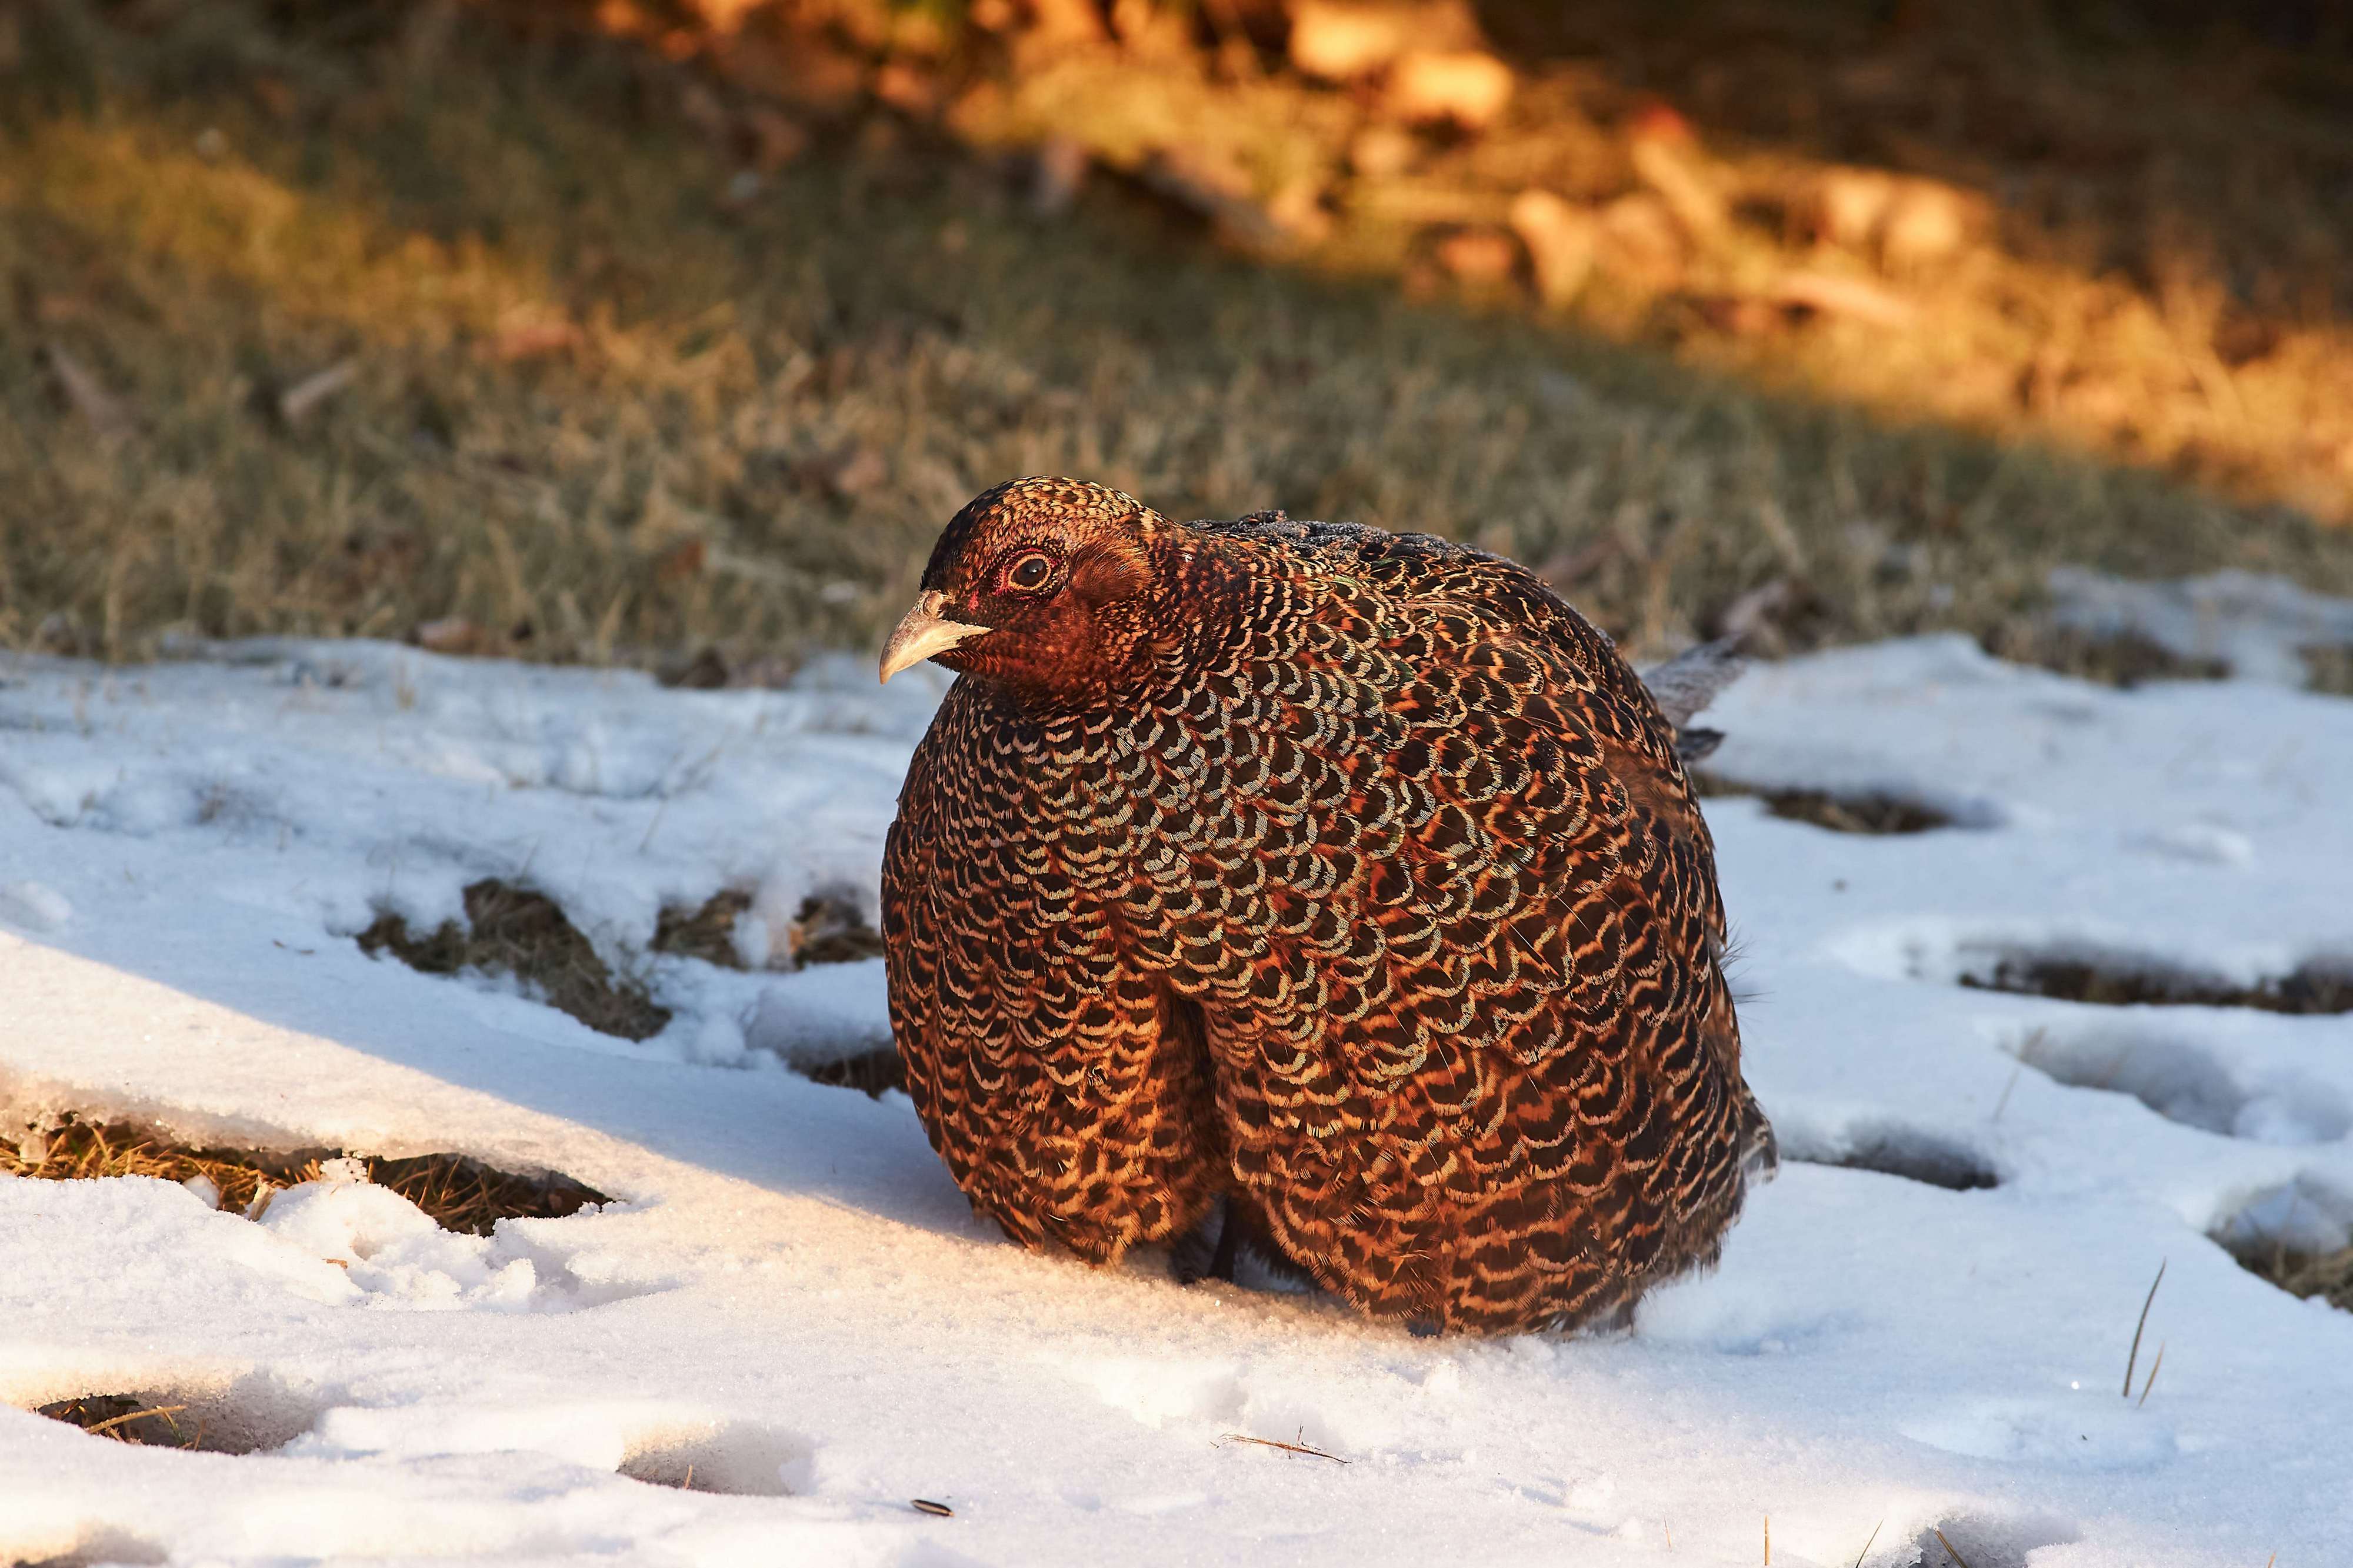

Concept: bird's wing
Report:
left=1188, top=511, right=1695, bottom=757
left=881, top=679, right=1224, bottom=1263
left=1173, top=567, right=1761, bottom=1331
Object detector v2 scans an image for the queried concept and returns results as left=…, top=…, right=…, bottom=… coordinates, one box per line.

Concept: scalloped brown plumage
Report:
left=879, top=476, right=1773, bottom=1333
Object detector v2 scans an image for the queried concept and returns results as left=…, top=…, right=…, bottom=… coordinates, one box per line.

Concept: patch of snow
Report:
left=0, top=630, right=2348, bottom=1565
left=0, top=879, right=72, bottom=933
left=2048, top=566, right=2353, bottom=686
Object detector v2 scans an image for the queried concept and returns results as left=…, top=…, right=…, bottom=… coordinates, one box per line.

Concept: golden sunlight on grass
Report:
left=2, top=0, right=2348, bottom=677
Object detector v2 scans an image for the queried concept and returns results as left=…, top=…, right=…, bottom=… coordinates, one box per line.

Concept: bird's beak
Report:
left=879, top=590, right=991, bottom=685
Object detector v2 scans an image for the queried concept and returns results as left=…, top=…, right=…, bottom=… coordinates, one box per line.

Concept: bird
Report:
left=877, top=476, right=1773, bottom=1333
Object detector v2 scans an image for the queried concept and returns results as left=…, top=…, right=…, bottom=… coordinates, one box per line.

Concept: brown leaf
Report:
left=1384, top=51, right=1514, bottom=131
left=1629, top=136, right=1725, bottom=242
left=1435, top=229, right=1517, bottom=285
left=1770, top=271, right=1917, bottom=327
left=1288, top=1, right=1410, bottom=80
left=1509, top=190, right=1595, bottom=309
left=875, top=62, right=944, bottom=119
left=490, top=318, right=583, bottom=363
left=653, top=537, right=709, bottom=584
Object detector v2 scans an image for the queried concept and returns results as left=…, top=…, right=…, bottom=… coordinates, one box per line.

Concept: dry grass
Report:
left=652, top=888, right=760, bottom=969
left=1959, top=955, right=2353, bottom=1015
left=1688, top=774, right=1955, bottom=835
left=1, top=1112, right=608, bottom=1233
left=34, top=1395, right=215, bottom=1452
left=2240, top=1244, right=2353, bottom=1313
left=359, top=879, right=672, bottom=1040
left=1, top=2, right=2349, bottom=678
left=2301, top=641, right=2353, bottom=696
left=652, top=888, right=884, bottom=970
left=800, top=1047, right=908, bottom=1097
left=1977, top=623, right=2231, bottom=688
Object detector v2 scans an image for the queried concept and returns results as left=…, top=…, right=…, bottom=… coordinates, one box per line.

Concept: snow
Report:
left=2047, top=566, right=2353, bottom=687
left=1, top=619, right=2349, bottom=1567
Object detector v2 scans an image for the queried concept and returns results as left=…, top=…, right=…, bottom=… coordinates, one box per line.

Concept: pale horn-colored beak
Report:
left=878, top=590, right=991, bottom=685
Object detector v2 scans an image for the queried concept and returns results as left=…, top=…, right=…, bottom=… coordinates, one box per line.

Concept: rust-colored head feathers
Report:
left=879, top=478, right=1167, bottom=705
left=879, top=475, right=1772, bottom=1335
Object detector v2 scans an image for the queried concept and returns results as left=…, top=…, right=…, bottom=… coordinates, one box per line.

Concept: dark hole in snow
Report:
left=1979, top=623, right=2230, bottom=688
left=1690, top=772, right=1958, bottom=835
left=2012, top=1029, right=2243, bottom=1135
left=1961, top=954, right=2353, bottom=1016
left=2006, top=1029, right=2353, bottom=1143
left=28, top=1372, right=318, bottom=1459
left=1908, top=1510, right=2081, bottom=1568
left=6, top=1526, right=168, bottom=1568
left=1783, top=1127, right=1998, bottom=1192
left=2302, top=642, right=2353, bottom=697
left=3, top=1112, right=608, bottom=1236
left=651, top=889, right=884, bottom=972
left=35, top=1395, right=255, bottom=1455
left=618, top=1421, right=811, bottom=1495
left=796, top=1046, right=906, bottom=1099
left=2226, top=1239, right=2353, bottom=1313
left=359, top=878, right=672, bottom=1040
left=789, top=893, right=888, bottom=968
left=651, top=888, right=755, bottom=968
left=2211, top=1179, right=2353, bottom=1313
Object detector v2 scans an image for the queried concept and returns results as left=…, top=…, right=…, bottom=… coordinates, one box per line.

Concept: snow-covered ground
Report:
left=2, top=610, right=2349, bottom=1567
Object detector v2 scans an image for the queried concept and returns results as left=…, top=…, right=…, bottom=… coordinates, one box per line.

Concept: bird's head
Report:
left=878, top=477, right=1169, bottom=703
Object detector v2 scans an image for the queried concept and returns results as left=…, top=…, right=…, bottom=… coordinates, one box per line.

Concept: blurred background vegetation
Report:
left=4, top=0, right=2350, bottom=679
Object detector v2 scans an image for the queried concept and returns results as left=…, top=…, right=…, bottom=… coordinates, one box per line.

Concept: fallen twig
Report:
left=1933, top=1527, right=1974, bottom=1567
left=1218, top=1430, right=1348, bottom=1464
left=81, top=1403, right=187, bottom=1439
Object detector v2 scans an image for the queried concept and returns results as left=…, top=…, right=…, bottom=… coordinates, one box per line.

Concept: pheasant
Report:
left=878, top=477, right=1772, bottom=1333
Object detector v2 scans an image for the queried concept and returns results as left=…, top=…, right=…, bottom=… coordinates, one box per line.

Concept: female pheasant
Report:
left=878, top=477, right=1772, bottom=1333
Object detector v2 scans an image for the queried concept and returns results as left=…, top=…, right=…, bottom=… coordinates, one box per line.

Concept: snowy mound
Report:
left=1, top=634, right=2349, bottom=1566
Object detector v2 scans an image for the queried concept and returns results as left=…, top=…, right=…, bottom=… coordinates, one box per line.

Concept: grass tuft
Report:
left=1979, top=624, right=2233, bottom=688
left=2225, top=1239, right=2353, bottom=1315
left=1691, top=775, right=1956, bottom=835
left=799, top=1047, right=907, bottom=1099
left=358, top=879, right=671, bottom=1040
left=1, top=1111, right=608, bottom=1235
left=1960, top=955, right=2353, bottom=1016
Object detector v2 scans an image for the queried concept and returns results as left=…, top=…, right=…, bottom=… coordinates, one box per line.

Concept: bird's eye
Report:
left=1005, top=552, right=1054, bottom=592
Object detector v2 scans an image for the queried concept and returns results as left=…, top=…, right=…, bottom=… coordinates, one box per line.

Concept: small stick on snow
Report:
left=911, top=1498, right=954, bottom=1516
left=1764, top=1514, right=1771, bottom=1564
left=81, top=1403, right=188, bottom=1438
left=2124, top=1259, right=2167, bottom=1397
left=1219, top=1430, right=1348, bottom=1464
left=2137, top=1341, right=2167, bottom=1407
left=1852, top=1518, right=1884, bottom=1567
left=1932, top=1529, right=1975, bottom=1567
